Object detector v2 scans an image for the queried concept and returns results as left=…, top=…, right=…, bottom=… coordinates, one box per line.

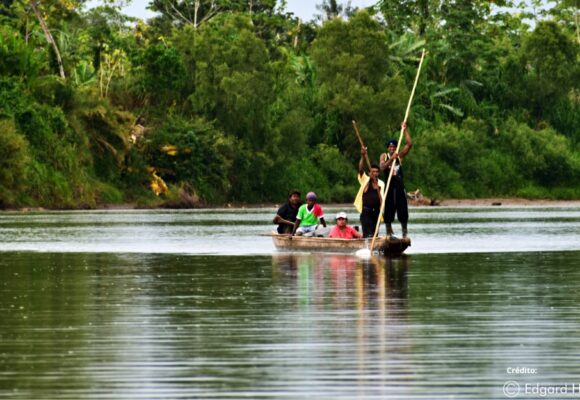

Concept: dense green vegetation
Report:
left=0, top=0, right=578, bottom=208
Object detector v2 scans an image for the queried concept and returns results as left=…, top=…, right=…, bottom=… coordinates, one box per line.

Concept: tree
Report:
left=547, top=0, right=580, bottom=44
left=29, top=0, right=66, bottom=78
left=310, top=11, right=407, bottom=160
left=138, top=43, right=186, bottom=106
left=0, top=24, right=47, bottom=81
left=519, top=21, right=579, bottom=118
left=83, top=5, right=135, bottom=72
left=315, top=0, right=354, bottom=21
left=379, top=0, right=432, bottom=35
left=176, top=13, right=273, bottom=144
left=149, top=0, right=276, bottom=28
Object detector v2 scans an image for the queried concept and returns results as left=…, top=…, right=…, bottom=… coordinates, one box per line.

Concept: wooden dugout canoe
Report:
left=271, top=233, right=411, bottom=256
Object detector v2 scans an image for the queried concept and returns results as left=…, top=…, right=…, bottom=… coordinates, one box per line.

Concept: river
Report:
left=1, top=205, right=579, bottom=399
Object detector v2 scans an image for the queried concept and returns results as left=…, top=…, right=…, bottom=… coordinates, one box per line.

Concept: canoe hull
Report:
left=271, top=234, right=410, bottom=256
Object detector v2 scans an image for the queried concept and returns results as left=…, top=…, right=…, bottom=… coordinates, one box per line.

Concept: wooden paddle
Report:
left=352, top=120, right=372, bottom=171
left=369, top=48, right=426, bottom=253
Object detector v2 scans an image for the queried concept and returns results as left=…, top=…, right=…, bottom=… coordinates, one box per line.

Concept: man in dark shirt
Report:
left=273, top=190, right=302, bottom=234
left=354, top=147, right=385, bottom=238
left=380, top=122, right=412, bottom=237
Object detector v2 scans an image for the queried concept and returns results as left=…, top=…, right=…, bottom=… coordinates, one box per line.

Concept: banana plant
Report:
left=425, top=82, right=465, bottom=117
left=73, top=60, right=97, bottom=87
left=387, top=32, right=426, bottom=66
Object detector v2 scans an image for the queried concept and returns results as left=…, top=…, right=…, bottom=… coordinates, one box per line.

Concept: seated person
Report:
left=292, top=192, right=326, bottom=236
left=329, top=212, right=363, bottom=239
left=273, top=189, right=302, bottom=234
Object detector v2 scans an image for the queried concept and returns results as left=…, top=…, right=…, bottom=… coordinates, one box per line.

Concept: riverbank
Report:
left=224, top=198, right=580, bottom=208
left=3, top=198, right=580, bottom=212
left=436, top=198, right=580, bottom=207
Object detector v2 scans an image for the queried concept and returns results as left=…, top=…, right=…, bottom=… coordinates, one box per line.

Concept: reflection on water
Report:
left=272, top=253, right=409, bottom=309
left=271, top=254, right=414, bottom=398
left=0, top=250, right=567, bottom=399
left=1, top=207, right=580, bottom=398
left=1, top=252, right=423, bottom=399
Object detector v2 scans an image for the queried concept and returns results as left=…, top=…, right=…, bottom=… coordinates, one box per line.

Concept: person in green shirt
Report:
left=292, top=192, right=327, bottom=236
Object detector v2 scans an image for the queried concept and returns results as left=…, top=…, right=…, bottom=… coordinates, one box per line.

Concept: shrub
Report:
left=143, top=116, right=234, bottom=203
left=0, top=119, right=29, bottom=207
left=502, top=120, right=578, bottom=186
left=310, top=144, right=358, bottom=202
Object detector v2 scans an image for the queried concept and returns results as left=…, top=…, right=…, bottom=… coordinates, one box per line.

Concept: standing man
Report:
left=354, top=147, right=385, bottom=238
left=380, top=122, right=412, bottom=238
left=273, top=189, right=302, bottom=234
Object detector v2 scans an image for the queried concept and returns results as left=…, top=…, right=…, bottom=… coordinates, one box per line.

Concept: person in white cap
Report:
left=329, top=212, right=362, bottom=239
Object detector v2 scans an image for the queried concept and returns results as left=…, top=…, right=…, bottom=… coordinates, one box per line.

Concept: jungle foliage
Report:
left=0, top=0, right=578, bottom=208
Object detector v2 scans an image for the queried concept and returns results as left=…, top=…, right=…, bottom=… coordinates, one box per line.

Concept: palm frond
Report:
left=439, top=103, right=465, bottom=117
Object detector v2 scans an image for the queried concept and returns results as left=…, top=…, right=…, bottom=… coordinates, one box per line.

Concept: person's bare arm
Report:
left=359, top=147, right=367, bottom=176
left=379, top=153, right=387, bottom=171
left=399, top=122, right=413, bottom=159
left=292, top=219, right=300, bottom=235
left=273, top=215, right=294, bottom=226
left=380, top=153, right=397, bottom=171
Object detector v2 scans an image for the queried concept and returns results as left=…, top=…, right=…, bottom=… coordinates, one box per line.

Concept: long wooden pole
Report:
left=369, top=48, right=426, bottom=252
left=352, top=120, right=372, bottom=171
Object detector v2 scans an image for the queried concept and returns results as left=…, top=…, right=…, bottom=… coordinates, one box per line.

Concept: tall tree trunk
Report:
left=29, top=0, right=66, bottom=79
left=293, top=19, right=301, bottom=49
left=194, top=0, right=200, bottom=29
left=576, top=2, right=580, bottom=44
left=419, top=0, right=429, bottom=36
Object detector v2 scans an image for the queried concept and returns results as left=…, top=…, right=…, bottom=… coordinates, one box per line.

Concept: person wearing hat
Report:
left=292, top=192, right=327, bottom=236
left=380, top=121, right=412, bottom=237
left=273, top=189, right=302, bottom=234
left=354, top=147, right=385, bottom=238
left=329, top=212, right=362, bottom=239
